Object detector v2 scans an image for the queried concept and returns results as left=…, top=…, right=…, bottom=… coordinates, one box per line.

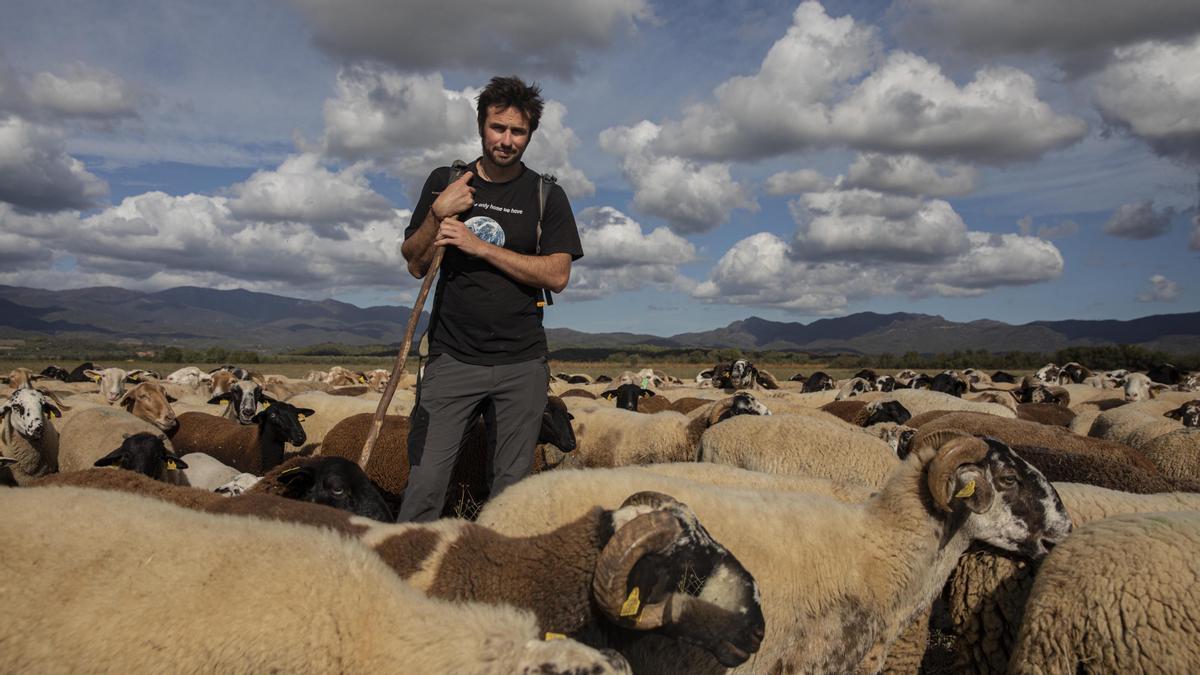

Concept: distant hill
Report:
left=0, top=285, right=1197, bottom=354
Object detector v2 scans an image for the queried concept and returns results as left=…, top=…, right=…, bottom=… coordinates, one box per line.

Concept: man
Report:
left=397, top=76, right=582, bottom=522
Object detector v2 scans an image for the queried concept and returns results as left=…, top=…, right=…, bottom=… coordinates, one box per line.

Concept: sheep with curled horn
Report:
left=476, top=430, right=1073, bottom=674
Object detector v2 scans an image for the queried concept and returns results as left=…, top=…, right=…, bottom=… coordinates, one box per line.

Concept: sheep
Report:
left=561, top=394, right=767, bottom=471
left=178, top=451, right=243, bottom=490
left=165, top=366, right=211, bottom=386
left=318, top=396, right=577, bottom=516
left=834, top=376, right=873, bottom=400
left=82, top=366, right=133, bottom=403
left=57, top=405, right=180, bottom=474
left=0, top=387, right=66, bottom=484
left=859, top=388, right=1017, bottom=419
left=1087, top=399, right=1183, bottom=449
left=362, top=491, right=765, bottom=667
left=698, top=413, right=900, bottom=488
left=1, top=367, right=42, bottom=389
left=90, top=432, right=188, bottom=482
left=943, top=482, right=1200, bottom=674
left=966, top=390, right=1018, bottom=413
left=249, top=455, right=393, bottom=521
left=167, top=399, right=314, bottom=475
left=669, top=397, right=715, bottom=415
left=1166, top=399, right=1200, bottom=427
left=820, top=399, right=912, bottom=427
left=914, top=412, right=1193, bottom=493
left=1123, top=371, right=1168, bottom=402
left=560, top=388, right=597, bottom=399
left=282, top=389, right=415, bottom=454
left=875, top=375, right=898, bottom=392
left=208, top=378, right=271, bottom=424
left=929, top=372, right=967, bottom=397
left=0, top=486, right=633, bottom=675
left=600, top=383, right=670, bottom=413
left=214, top=472, right=260, bottom=495
left=1137, top=428, right=1200, bottom=483
left=206, top=369, right=238, bottom=398
left=477, top=431, right=1073, bottom=675
left=39, top=365, right=71, bottom=382
left=1014, top=402, right=1075, bottom=427
left=1009, top=511, right=1200, bottom=674
left=801, top=371, right=835, bottom=393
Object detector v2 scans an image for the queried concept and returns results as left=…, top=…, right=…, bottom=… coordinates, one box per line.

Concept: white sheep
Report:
left=859, top=388, right=1017, bottom=419
left=0, top=387, right=66, bottom=484
left=698, top=413, right=900, bottom=488
left=165, top=366, right=211, bottom=387
left=0, top=486, right=631, bottom=675
left=178, top=452, right=243, bottom=490
left=1010, top=511, right=1200, bottom=674
left=1087, top=399, right=1182, bottom=449
left=477, top=432, right=1072, bottom=675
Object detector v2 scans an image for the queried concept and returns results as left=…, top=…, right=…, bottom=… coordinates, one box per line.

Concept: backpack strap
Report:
left=536, top=172, right=557, bottom=307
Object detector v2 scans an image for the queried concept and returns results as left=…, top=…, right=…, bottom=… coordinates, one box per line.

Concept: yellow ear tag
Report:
left=544, top=633, right=567, bottom=641
left=297, top=413, right=306, bottom=421
left=166, top=460, right=177, bottom=471
left=955, top=479, right=976, bottom=499
left=91, top=376, right=100, bottom=382
left=620, top=587, right=641, bottom=618
left=261, top=401, right=271, bottom=409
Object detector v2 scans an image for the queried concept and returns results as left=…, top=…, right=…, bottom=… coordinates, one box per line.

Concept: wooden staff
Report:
left=359, top=247, right=443, bottom=468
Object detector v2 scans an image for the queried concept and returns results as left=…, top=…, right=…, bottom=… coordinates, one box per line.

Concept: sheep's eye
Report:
left=331, top=487, right=345, bottom=496
left=996, top=475, right=1018, bottom=489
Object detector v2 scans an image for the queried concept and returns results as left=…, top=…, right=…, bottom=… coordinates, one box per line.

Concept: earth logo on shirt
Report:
left=464, top=216, right=506, bottom=247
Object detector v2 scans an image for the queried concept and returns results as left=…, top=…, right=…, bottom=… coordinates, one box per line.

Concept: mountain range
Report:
left=0, top=285, right=1197, bottom=354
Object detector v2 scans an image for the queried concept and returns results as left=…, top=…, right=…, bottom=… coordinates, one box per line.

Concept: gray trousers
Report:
left=396, top=352, right=548, bottom=523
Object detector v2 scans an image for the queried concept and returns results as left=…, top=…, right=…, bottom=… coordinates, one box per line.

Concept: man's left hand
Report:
left=434, top=217, right=488, bottom=257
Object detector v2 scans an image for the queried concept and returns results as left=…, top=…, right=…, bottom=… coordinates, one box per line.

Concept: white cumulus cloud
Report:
left=1103, top=200, right=1176, bottom=239
left=765, top=169, right=832, bottom=196
left=791, top=189, right=970, bottom=262
left=318, top=67, right=593, bottom=198
left=598, top=121, right=755, bottom=234
left=1137, top=274, right=1180, bottom=302
left=1093, top=35, right=1200, bottom=161
left=647, top=2, right=1085, bottom=164
left=289, top=0, right=653, bottom=78
left=843, top=153, right=978, bottom=197
left=569, top=206, right=696, bottom=300
left=27, top=62, right=143, bottom=121
left=227, top=153, right=394, bottom=237
left=0, top=115, right=107, bottom=212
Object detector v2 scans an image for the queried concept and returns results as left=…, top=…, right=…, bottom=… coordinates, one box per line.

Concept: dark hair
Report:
left=476, top=76, right=544, bottom=134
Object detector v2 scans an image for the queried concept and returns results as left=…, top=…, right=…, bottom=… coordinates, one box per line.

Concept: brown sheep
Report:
left=319, top=396, right=576, bottom=518
left=1015, top=403, right=1075, bottom=427
left=167, top=399, right=314, bottom=475
left=668, top=397, right=712, bottom=415
left=559, top=388, right=597, bottom=399
left=915, top=412, right=1196, bottom=494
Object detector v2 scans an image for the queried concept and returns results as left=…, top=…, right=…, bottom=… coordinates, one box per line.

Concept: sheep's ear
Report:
left=0, top=456, right=15, bottom=466
left=600, top=389, right=619, bottom=400
left=639, top=389, right=656, bottom=398
left=260, top=392, right=278, bottom=404
left=163, top=452, right=188, bottom=471
left=276, top=466, right=314, bottom=496
left=207, top=392, right=234, bottom=405
left=94, top=448, right=126, bottom=468
left=116, top=390, right=136, bottom=411
left=85, top=369, right=101, bottom=382
left=42, top=403, right=62, bottom=418
left=1165, top=408, right=1185, bottom=421
left=165, top=393, right=178, bottom=403
left=296, top=407, right=315, bottom=419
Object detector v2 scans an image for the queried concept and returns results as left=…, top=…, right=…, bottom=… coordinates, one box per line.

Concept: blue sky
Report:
left=1, top=0, right=1197, bottom=337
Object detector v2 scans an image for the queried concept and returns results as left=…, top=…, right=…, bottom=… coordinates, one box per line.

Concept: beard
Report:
left=482, top=139, right=524, bottom=168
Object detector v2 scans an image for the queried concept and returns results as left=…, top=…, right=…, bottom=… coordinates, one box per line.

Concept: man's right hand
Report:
left=431, top=170, right=476, bottom=220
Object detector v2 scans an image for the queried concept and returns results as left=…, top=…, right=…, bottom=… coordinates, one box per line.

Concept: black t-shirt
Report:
left=404, top=159, right=583, bottom=366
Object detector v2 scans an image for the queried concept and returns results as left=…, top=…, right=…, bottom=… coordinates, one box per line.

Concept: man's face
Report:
left=481, top=105, right=531, bottom=168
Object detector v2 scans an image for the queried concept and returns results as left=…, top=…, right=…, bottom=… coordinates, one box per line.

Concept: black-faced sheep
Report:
left=207, top=378, right=272, bottom=424
left=801, top=371, right=835, bottom=393
left=820, top=399, right=912, bottom=427
left=168, top=399, right=314, bottom=475
left=477, top=432, right=1073, bottom=675
left=600, top=383, right=669, bottom=413
left=0, top=486, right=632, bottom=675
left=92, top=432, right=188, bottom=482
left=249, top=455, right=393, bottom=521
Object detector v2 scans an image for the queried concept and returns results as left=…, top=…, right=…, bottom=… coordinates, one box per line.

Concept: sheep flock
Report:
left=3, top=358, right=1200, bottom=673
